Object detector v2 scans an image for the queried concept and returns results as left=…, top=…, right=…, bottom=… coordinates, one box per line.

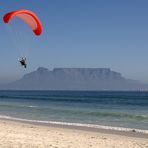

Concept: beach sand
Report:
left=0, top=120, right=147, bottom=148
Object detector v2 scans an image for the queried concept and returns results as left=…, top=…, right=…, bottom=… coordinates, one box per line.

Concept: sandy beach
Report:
left=0, top=119, right=147, bottom=148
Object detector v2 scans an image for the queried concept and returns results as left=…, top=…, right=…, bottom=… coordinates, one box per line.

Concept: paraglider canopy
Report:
left=3, top=9, right=42, bottom=36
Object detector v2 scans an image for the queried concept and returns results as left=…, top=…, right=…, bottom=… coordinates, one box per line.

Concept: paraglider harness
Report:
left=19, top=57, right=27, bottom=68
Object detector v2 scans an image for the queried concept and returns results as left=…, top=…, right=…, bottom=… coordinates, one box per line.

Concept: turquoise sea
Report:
left=0, top=91, right=148, bottom=133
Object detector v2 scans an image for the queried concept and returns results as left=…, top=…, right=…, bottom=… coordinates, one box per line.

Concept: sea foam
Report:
left=0, top=115, right=148, bottom=134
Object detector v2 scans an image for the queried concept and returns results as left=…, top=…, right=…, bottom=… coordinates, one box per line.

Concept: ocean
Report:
left=0, top=91, right=148, bottom=133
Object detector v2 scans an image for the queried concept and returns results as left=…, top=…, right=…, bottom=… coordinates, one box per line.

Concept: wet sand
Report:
left=0, top=119, right=147, bottom=148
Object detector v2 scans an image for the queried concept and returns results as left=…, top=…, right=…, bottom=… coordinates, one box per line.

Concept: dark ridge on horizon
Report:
left=0, top=67, right=148, bottom=90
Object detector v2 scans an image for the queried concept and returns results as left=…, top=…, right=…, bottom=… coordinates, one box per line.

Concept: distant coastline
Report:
left=1, top=67, right=148, bottom=90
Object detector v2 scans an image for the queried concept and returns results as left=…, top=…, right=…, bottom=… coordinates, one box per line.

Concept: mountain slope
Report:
left=1, top=67, right=148, bottom=90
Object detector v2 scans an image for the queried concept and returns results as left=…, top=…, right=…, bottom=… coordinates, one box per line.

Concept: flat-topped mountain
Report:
left=1, top=67, right=148, bottom=90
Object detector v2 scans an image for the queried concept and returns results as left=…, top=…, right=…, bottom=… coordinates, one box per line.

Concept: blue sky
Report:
left=0, top=0, right=148, bottom=83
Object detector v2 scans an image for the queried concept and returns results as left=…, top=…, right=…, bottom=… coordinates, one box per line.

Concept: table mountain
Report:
left=1, top=67, right=148, bottom=90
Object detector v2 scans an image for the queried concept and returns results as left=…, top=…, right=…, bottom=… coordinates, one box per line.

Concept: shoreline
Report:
left=0, top=117, right=148, bottom=139
left=0, top=119, right=148, bottom=148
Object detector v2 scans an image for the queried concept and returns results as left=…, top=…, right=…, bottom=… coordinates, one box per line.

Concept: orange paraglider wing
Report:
left=3, top=9, right=42, bottom=36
